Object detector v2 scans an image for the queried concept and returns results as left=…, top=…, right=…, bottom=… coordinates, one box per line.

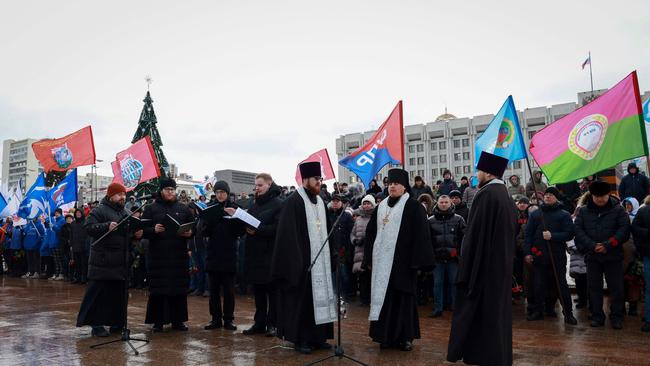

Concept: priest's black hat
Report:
left=299, top=161, right=321, bottom=179
left=476, top=152, right=509, bottom=178
left=589, top=180, right=611, bottom=196
left=387, top=168, right=411, bottom=193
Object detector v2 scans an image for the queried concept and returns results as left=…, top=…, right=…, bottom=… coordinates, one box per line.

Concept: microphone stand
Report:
left=306, top=204, right=367, bottom=366
left=90, top=199, right=152, bottom=355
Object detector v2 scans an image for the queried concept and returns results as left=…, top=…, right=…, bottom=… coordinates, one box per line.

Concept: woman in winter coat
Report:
left=350, top=194, right=376, bottom=306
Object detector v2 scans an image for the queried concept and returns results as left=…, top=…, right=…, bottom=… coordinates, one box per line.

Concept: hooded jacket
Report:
left=618, top=163, right=650, bottom=204
left=525, top=171, right=548, bottom=199
left=507, top=175, right=526, bottom=200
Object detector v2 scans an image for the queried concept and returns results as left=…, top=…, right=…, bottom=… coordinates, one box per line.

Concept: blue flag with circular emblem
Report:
left=474, top=95, right=528, bottom=165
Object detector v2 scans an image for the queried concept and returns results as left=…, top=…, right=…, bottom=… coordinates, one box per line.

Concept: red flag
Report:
left=32, top=126, right=96, bottom=172
left=111, top=136, right=161, bottom=191
left=295, top=148, right=336, bottom=185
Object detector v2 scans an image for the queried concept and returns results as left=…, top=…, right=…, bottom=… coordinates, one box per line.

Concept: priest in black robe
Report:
left=363, top=168, right=435, bottom=351
left=447, top=152, right=517, bottom=366
left=271, top=161, right=336, bottom=354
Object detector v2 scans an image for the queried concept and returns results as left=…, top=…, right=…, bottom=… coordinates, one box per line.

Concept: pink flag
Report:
left=295, top=148, right=336, bottom=185
left=111, top=136, right=161, bottom=191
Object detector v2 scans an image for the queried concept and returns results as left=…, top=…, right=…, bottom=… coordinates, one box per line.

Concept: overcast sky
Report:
left=1, top=0, right=648, bottom=186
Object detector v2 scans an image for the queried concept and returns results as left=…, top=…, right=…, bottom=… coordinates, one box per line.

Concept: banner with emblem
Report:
left=111, top=136, right=161, bottom=191
left=32, top=126, right=96, bottom=172
left=530, top=71, right=647, bottom=184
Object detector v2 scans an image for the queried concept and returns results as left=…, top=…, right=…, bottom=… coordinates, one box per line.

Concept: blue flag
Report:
left=475, top=95, right=527, bottom=165
left=0, top=191, right=8, bottom=214
left=17, top=174, right=49, bottom=220
left=48, top=169, right=78, bottom=210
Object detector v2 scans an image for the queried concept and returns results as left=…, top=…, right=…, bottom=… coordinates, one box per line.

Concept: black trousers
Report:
left=532, top=260, right=573, bottom=316
left=26, top=250, right=40, bottom=274
left=573, top=273, right=588, bottom=304
left=208, top=271, right=235, bottom=322
left=73, top=251, right=88, bottom=282
left=587, top=259, right=624, bottom=322
left=358, top=271, right=371, bottom=304
left=253, top=283, right=276, bottom=327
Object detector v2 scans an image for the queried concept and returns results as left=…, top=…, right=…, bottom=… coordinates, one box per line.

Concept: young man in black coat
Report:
left=449, top=190, right=469, bottom=223
left=142, top=178, right=195, bottom=332
left=242, top=173, right=283, bottom=336
left=618, top=162, right=650, bottom=204
left=447, top=152, right=517, bottom=366
left=70, top=209, right=89, bottom=284
left=575, top=181, right=630, bottom=329
left=327, top=194, right=354, bottom=300
left=429, top=194, right=465, bottom=317
left=524, top=187, right=577, bottom=325
left=202, top=180, right=246, bottom=331
left=77, top=183, right=143, bottom=337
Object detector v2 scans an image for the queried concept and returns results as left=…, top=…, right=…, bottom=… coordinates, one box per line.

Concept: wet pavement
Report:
left=1, top=276, right=649, bottom=365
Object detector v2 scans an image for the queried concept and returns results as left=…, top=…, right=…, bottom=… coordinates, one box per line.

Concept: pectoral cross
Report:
left=382, top=215, right=389, bottom=227
left=316, top=219, right=321, bottom=230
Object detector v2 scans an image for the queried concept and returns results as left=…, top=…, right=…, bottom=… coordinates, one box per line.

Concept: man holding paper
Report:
left=142, top=177, right=195, bottom=332
left=201, top=180, right=247, bottom=331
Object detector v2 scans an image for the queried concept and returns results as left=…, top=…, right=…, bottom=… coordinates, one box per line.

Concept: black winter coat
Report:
left=85, top=197, right=129, bottom=280
left=429, top=207, right=465, bottom=262
left=454, top=202, right=469, bottom=222
left=412, top=184, right=434, bottom=200
left=203, top=200, right=245, bottom=273
left=143, top=198, right=194, bottom=296
left=70, top=216, right=89, bottom=253
left=524, top=203, right=575, bottom=265
left=574, top=197, right=630, bottom=263
left=327, top=207, right=354, bottom=264
left=618, top=172, right=650, bottom=204
left=244, top=185, right=283, bottom=283
left=631, top=205, right=650, bottom=258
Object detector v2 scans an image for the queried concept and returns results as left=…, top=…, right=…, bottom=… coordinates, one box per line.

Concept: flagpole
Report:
left=589, top=51, right=594, bottom=98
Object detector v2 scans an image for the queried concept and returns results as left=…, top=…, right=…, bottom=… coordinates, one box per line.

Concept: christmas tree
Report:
left=131, top=90, right=170, bottom=196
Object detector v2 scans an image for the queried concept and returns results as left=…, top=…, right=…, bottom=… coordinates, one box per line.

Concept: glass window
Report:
left=418, top=170, right=424, bottom=177
left=409, top=158, right=416, bottom=165
left=439, top=141, right=446, bottom=150
left=454, top=153, right=461, bottom=161
left=513, top=161, right=522, bottom=169
left=432, top=169, right=437, bottom=178
left=440, top=168, right=447, bottom=175
left=463, top=165, right=471, bottom=173
left=440, top=155, right=447, bottom=163
left=453, top=140, right=460, bottom=148
left=463, top=152, right=470, bottom=160
left=462, top=138, right=470, bottom=147
left=430, top=142, right=437, bottom=151
left=455, top=166, right=462, bottom=175
left=417, top=144, right=424, bottom=152
left=417, top=157, right=424, bottom=165
left=431, top=155, right=438, bottom=164
left=409, top=145, right=415, bottom=153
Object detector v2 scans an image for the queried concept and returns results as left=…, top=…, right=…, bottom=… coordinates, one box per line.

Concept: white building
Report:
left=78, top=172, right=113, bottom=204
left=1, top=138, right=43, bottom=191
left=214, top=169, right=257, bottom=196
left=336, top=90, right=650, bottom=186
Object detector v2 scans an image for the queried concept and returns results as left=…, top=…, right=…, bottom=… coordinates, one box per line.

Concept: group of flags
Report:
left=3, top=64, right=649, bottom=221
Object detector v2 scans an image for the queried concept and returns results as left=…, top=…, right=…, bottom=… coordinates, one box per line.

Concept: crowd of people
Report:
left=1, top=159, right=650, bottom=364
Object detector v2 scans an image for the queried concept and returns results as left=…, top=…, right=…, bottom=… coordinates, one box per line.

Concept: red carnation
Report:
left=531, top=247, right=538, bottom=253
left=536, top=251, right=542, bottom=257
left=450, top=248, right=458, bottom=258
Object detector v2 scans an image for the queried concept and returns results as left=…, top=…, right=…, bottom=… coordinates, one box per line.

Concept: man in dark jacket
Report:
left=327, top=193, right=354, bottom=300
left=411, top=176, right=435, bottom=200
left=631, top=202, right=650, bottom=332
left=575, top=181, right=630, bottom=329
left=202, top=180, right=245, bottom=331
left=438, top=170, right=459, bottom=196
left=429, top=195, right=465, bottom=317
left=618, top=162, right=650, bottom=204
left=70, top=209, right=89, bottom=284
left=142, top=178, right=195, bottom=332
left=77, top=183, right=143, bottom=337
left=524, top=187, right=577, bottom=325
left=241, top=174, right=283, bottom=336
left=449, top=190, right=468, bottom=222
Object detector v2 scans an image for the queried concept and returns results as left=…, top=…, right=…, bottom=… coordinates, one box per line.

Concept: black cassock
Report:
left=363, top=195, right=435, bottom=345
left=447, top=180, right=517, bottom=366
left=270, top=191, right=334, bottom=345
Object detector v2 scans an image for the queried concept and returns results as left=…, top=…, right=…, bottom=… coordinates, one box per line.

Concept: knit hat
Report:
left=361, top=194, right=376, bottom=207
left=589, top=180, right=611, bottom=196
left=213, top=180, right=231, bottom=194
left=158, top=177, right=177, bottom=191
left=107, top=182, right=126, bottom=198
left=449, top=190, right=462, bottom=198
left=331, top=193, right=349, bottom=203
left=544, top=186, right=561, bottom=198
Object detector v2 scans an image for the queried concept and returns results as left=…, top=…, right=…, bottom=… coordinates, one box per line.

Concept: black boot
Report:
left=91, top=326, right=109, bottom=337
left=564, top=313, right=578, bottom=325
left=152, top=323, right=164, bottom=332
left=223, top=321, right=237, bottom=331
left=243, top=323, right=265, bottom=335
left=172, top=323, right=188, bottom=331
left=204, top=320, right=222, bottom=330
